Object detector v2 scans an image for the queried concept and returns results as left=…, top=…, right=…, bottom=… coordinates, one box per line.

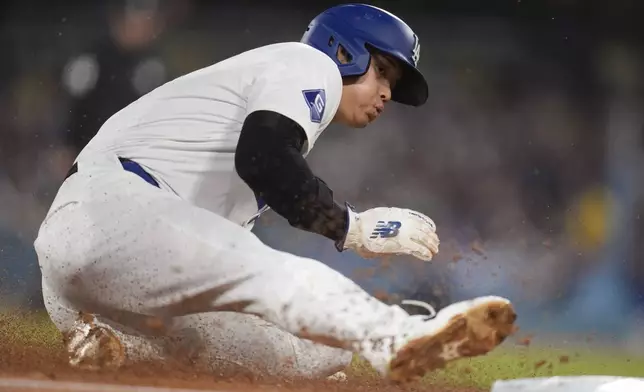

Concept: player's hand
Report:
left=336, top=205, right=439, bottom=262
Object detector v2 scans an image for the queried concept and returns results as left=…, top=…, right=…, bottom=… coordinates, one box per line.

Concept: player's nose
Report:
left=379, top=84, right=392, bottom=103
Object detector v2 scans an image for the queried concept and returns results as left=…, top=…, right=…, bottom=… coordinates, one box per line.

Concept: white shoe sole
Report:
left=388, top=298, right=517, bottom=383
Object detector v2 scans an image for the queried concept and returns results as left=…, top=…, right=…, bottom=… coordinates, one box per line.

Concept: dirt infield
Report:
left=0, top=341, right=484, bottom=392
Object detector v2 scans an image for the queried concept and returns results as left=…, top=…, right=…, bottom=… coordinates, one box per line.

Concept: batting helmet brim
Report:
left=392, top=61, right=428, bottom=107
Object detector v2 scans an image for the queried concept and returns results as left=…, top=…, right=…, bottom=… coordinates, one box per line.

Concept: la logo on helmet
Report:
left=411, top=34, right=420, bottom=67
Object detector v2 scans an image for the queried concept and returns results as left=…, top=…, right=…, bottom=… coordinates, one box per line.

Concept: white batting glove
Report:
left=336, top=205, right=440, bottom=262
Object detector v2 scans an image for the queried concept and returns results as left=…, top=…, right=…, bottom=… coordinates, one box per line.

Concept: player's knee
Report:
left=35, top=203, right=93, bottom=269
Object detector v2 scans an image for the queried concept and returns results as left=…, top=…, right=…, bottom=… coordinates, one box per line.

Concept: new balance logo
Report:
left=370, top=221, right=402, bottom=239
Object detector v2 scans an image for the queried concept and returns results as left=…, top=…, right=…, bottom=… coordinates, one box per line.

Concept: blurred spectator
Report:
left=60, top=0, right=168, bottom=158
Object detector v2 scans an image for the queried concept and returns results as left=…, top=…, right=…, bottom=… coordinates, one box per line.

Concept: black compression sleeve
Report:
left=235, top=110, right=348, bottom=241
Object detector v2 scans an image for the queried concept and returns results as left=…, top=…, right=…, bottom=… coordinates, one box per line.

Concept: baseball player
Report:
left=35, top=3, right=517, bottom=383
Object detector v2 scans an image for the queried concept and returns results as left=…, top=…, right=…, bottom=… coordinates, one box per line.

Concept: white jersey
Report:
left=77, top=42, right=343, bottom=228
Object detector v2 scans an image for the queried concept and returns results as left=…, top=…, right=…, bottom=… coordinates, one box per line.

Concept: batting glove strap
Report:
left=335, top=205, right=361, bottom=252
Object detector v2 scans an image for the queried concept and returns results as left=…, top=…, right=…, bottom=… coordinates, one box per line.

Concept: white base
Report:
left=492, top=376, right=644, bottom=392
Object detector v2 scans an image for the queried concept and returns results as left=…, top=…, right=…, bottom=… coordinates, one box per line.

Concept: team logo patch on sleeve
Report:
left=302, top=89, right=326, bottom=123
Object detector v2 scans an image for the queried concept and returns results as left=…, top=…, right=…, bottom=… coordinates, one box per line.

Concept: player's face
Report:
left=335, top=53, right=402, bottom=128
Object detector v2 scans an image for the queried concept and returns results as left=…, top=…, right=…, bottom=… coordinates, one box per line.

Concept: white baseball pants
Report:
left=35, top=154, right=413, bottom=379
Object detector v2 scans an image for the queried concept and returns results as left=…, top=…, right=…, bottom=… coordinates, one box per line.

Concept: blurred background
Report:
left=1, top=0, right=643, bottom=354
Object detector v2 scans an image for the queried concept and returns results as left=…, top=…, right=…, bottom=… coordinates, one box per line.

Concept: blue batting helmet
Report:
left=301, top=4, right=428, bottom=107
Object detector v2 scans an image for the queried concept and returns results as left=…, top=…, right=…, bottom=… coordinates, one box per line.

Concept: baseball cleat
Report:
left=387, top=296, right=517, bottom=383
left=62, top=312, right=125, bottom=371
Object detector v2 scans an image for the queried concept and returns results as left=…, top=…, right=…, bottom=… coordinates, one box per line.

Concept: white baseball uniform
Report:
left=35, top=42, right=417, bottom=379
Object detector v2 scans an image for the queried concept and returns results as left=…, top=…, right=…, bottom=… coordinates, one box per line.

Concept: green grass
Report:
left=2, top=310, right=644, bottom=389
left=414, top=347, right=644, bottom=388
left=0, top=310, right=62, bottom=348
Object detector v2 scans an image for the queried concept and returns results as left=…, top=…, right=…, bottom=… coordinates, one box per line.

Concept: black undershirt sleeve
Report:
left=234, top=110, right=348, bottom=242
